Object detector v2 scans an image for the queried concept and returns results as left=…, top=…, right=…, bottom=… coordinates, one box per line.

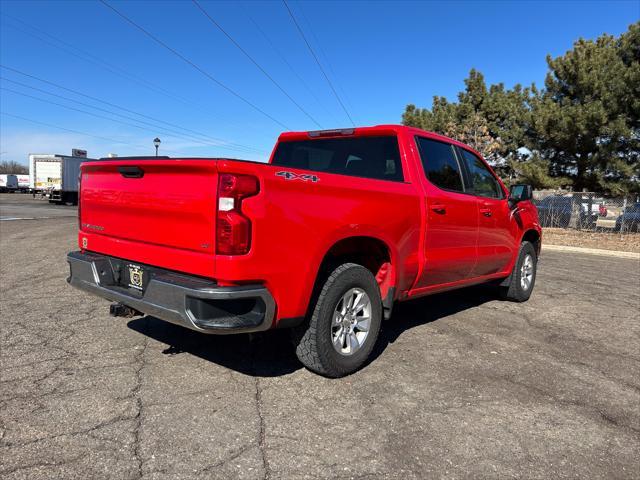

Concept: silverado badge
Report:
left=128, top=265, right=144, bottom=290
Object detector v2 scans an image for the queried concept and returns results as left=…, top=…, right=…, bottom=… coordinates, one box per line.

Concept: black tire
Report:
left=291, top=263, right=383, bottom=378
left=500, top=241, right=537, bottom=302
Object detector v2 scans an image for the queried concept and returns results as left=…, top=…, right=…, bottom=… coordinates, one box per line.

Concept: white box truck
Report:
left=0, top=174, right=19, bottom=192
left=29, top=153, right=95, bottom=204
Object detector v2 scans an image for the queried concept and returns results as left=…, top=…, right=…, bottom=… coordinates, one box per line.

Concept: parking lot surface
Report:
left=0, top=194, right=77, bottom=221
left=1, top=195, right=639, bottom=479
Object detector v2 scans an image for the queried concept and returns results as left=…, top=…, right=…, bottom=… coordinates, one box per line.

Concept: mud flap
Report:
left=382, top=287, right=395, bottom=320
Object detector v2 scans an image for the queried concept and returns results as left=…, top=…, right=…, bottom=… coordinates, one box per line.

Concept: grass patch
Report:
left=543, top=228, right=640, bottom=253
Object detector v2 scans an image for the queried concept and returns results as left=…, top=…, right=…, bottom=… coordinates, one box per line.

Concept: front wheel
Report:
left=291, top=263, right=383, bottom=378
left=500, top=241, right=538, bottom=302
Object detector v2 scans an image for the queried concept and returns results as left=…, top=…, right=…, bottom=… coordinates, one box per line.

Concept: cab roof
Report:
left=277, top=124, right=483, bottom=158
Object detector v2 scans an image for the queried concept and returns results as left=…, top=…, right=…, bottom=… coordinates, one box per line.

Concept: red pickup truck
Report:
left=68, top=125, right=541, bottom=377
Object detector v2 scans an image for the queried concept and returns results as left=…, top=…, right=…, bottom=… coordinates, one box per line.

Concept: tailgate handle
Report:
left=118, top=166, right=144, bottom=178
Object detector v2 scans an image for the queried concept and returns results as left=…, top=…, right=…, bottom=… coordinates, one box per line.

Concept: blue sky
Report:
left=1, top=0, right=638, bottom=164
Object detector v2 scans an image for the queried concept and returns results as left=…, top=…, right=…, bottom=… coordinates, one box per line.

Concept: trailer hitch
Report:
left=109, top=303, right=142, bottom=318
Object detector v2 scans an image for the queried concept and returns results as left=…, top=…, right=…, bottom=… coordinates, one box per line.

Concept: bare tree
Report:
left=0, top=161, right=29, bottom=174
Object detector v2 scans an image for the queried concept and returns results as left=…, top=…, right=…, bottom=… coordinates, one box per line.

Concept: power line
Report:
left=0, top=77, right=261, bottom=155
left=281, top=0, right=355, bottom=127
left=1, top=86, right=254, bottom=153
left=0, top=111, right=149, bottom=150
left=192, top=0, right=321, bottom=129
left=0, top=65, right=265, bottom=154
left=296, top=2, right=356, bottom=122
left=99, top=0, right=290, bottom=130
left=2, top=15, right=270, bottom=136
left=0, top=70, right=258, bottom=153
left=1, top=15, right=209, bottom=117
left=240, top=3, right=340, bottom=124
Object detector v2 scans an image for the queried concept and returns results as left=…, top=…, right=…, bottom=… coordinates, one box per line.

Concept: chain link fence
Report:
left=533, top=190, right=640, bottom=234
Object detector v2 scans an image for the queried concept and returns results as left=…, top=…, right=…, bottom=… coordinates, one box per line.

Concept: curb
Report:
left=543, top=244, right=640, bottom=260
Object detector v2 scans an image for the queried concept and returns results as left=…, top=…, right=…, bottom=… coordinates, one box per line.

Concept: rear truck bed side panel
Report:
left=213, top=157, right=422, bottom=322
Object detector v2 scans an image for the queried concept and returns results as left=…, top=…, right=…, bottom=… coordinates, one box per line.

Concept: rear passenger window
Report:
left=415, top=137, right=464, bottom=192
left=271, top=136, right=403, bottom=182
left=458, top=148, right=503, bottom=199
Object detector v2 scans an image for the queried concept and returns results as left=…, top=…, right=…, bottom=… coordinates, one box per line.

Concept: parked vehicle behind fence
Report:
left=615, top=203, right=640, bottom=232
left=536, top=195, right=602, bottom=228
left=67, top=125, right=541, bottom=377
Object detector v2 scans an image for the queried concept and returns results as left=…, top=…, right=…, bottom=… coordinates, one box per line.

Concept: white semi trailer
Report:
left=0, top=174, right=19, bottom=192
left=0, top=174, right=30, bottom=192
left=29, top=153, right=95, bottom=205
left=16, top=174, right=30, bottom=191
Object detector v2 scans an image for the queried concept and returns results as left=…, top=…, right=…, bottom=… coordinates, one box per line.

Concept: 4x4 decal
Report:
left=276, top=171, right=320, bottom=182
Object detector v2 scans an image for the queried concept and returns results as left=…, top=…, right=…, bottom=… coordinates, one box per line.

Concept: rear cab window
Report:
left=271, top=136, right=404, bottom=182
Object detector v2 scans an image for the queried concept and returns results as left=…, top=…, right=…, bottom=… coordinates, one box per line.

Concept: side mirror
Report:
left=508, top=184, right=533, bottom=208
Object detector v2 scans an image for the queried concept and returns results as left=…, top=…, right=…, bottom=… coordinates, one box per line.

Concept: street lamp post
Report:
left=153, top=137, right=161, bottom=157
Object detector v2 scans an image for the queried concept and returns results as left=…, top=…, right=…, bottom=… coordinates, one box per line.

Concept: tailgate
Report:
left=80, top=159, right=218, bottom=265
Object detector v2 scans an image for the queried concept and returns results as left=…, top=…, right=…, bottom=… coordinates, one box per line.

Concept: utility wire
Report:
left=0, top=66, right=265, bottom=154
left=296, top=2, right=356, bottom=123
left=281, top=0, right=355, bottom=127
left=1, top=15, right=208, bottom=117
left=2, top=16, right=269, bottom=136
left=99, top=0, right=290, bottom=130
left=0, top=77, right=259, bottom=155
left=0, top=111, right=150, bottom=150
left=241, top=3, right=339, bottom=124
left=192, top=0, right=321, bottom=128
left=1, top=87, right=254, bottom=153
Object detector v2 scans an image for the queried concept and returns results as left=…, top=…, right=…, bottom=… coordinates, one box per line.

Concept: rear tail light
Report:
left=77, top=171, right=82, bottom=231
left=216, top=173, right=259, bottom=255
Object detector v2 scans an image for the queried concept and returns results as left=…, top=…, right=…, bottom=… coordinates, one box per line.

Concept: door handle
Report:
left=480, top=208, right=492, bottom=217
left=430, top=204, right=446, bottom=214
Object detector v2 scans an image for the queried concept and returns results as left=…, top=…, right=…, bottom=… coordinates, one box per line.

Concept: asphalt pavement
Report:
left=1, top=195, right=639, bottom=479
left=0, top=193, right=76, bottom=221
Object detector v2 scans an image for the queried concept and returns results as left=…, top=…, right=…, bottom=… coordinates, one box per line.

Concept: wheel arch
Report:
left=521, top=228, right=542, bottom=256
left=312, top=235, right=396, bottom=319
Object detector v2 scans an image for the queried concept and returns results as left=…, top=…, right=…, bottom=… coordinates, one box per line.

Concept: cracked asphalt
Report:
left=1, top=195, right=639, bottom=479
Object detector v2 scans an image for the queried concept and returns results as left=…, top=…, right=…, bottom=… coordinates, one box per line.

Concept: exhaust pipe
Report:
left=109, top=303, right=142, bottom=318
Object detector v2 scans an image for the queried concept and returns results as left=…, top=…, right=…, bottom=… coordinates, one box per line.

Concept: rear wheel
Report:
left=500, top=241, right=537, bottom=302
left=291, top=263, right=382, bottom=378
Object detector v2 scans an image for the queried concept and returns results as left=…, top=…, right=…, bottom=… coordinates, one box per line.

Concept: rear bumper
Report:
left=66, top=251, right=275, bottom=334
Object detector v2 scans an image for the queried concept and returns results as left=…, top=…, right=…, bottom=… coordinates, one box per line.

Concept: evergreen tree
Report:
left=532, top=22, right=640, bottom=194
left=402, top=22, right=640, bottom=194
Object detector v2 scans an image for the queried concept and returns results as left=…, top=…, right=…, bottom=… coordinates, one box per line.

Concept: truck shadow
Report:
left=367, top=285, right=496, bottom=367
left=127, top=285, right=496, bottom=378
left=127, top=316, right=301, bottom=377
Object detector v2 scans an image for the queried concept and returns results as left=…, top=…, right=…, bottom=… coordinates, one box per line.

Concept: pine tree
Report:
left=402, top=22, right=640, bottom=194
